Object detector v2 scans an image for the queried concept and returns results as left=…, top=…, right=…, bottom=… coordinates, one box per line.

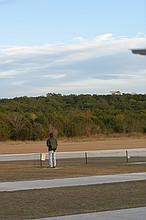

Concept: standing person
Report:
left=46, top=132, right=58, bottom=168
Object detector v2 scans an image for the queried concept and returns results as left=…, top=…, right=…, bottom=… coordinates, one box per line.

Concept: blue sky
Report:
left=0, top=0, right=146, bottom=98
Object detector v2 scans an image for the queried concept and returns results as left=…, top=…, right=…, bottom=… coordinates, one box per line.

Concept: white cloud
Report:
left=43, top=73, right=66, bottom=79
left=1, top=34, right=146, bottom=61
left=0, top=70, right=19, bottom=78
left=0, top=34, right=146, bottom=98
left=95, top=33, right=114, bottom=42
left=11, top=80, right=26, bottom=85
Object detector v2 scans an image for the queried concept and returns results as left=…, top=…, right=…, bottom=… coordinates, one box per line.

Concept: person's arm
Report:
left=46, top=138, right=51, bottom=147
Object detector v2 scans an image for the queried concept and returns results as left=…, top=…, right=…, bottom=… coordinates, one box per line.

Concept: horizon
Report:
left=0, top=91, right=146, bottom=100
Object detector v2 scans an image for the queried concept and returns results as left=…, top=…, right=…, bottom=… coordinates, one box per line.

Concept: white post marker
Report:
left=126, top=150, right=130, bottom=163
left=40, top=153, right=46, bottom=167
left=41, top=153, right=46, bottom=161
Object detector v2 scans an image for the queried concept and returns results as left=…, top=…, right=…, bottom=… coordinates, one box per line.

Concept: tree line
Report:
left=0, top=93, right=146, bottom=141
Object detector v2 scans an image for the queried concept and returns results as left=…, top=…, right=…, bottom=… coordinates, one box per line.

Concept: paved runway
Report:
left=0, top=148, right=146, bottom=161
left=0, top=172, right=146, bottom=192
left=34, top=207, right=146, bottom=220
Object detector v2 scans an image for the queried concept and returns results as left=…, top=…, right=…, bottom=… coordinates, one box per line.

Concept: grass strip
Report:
left=0, top=180, right=146, bottom=220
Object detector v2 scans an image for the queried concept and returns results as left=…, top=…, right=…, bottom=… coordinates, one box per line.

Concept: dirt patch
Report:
left=0, top=181, right=146, bottom=220
left=0, top=136, right=146, bottom=154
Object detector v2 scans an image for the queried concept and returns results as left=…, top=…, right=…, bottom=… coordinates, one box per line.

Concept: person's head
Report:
left=49, top=132, right=53, bottom=137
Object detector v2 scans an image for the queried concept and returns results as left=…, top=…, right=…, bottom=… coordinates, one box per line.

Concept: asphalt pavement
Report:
left=0, top=172, right=146, bottom=192
left=0, top=148, right=146, bottom=161
left=34, top=207, right=146, bottom=220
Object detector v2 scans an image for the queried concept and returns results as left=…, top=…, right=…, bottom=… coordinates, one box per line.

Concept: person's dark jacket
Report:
left=46, top=137, right=58, bottom=151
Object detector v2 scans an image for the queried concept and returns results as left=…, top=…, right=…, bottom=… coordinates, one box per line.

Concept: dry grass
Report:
left=0, top=157, right=146, bottom=182
left=0, top=181, right=146, bottom=219
left=0, top=135, right=146, bottom=154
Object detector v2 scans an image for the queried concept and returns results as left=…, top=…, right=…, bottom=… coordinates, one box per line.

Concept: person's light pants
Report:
left=48, top=150, right=56, bottom=168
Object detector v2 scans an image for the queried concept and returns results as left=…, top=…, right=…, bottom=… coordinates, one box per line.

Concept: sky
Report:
left=0, top=0, right=146, bottom=98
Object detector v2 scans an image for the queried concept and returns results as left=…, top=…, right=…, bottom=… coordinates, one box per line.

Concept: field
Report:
left=0, top=135, right=146, bottom=154
left=0, top=136, right=146, bottom=219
